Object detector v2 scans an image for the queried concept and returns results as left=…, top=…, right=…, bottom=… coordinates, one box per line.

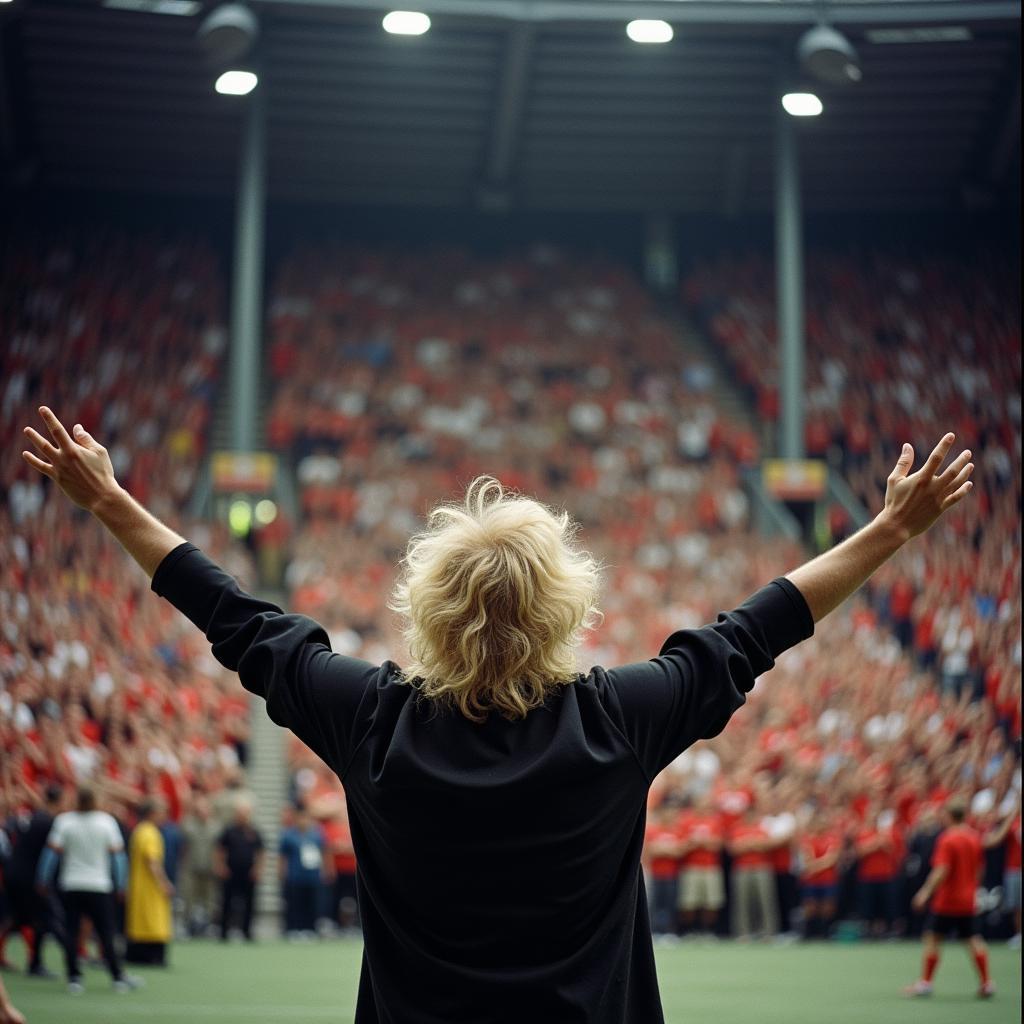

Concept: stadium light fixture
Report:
left=781, top=92, right=823, bottom=117
left=102, top=0, right=201, bottom=14
left=382, top=11, right=431, bottom=36
left=626, top=20, right=673, bottom=44
left=215, top=69, right=258, bottom=95
left=797, top=23, right=861, bottom=85
left=198, top=3, right=259, bottom=64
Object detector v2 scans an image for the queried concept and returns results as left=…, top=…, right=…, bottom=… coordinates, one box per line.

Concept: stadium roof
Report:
left=0, top=0, right=1019, bottom=214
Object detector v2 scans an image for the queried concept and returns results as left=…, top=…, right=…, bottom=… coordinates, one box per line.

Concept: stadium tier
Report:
left=0, top=231, right=255, bottom=823
left=262, top=240, right=1020, bottom=942
left=0, top=233, right=1019, bottom=987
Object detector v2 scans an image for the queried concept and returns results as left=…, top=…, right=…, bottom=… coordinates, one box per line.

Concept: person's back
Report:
left=157, top=545, right=812, bottom=1022
left=345, top=671, right=661, bottom=1020
left=932, top=823, right=982, bottom=916
left=51, top=809, right=122, bottom=893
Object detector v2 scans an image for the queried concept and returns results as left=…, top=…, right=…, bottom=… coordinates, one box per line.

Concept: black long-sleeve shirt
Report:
left=152, top=542, right=814, bottom=1024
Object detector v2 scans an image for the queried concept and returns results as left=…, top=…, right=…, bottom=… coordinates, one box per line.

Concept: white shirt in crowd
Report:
left=48, top=810, right=124, bottom=892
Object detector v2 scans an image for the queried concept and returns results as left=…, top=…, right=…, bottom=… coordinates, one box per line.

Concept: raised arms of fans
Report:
left=785, top=433, right=973, bottom=623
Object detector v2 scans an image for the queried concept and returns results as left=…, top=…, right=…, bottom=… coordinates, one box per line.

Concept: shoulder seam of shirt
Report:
left=337, top=662, right=398, bottom=782
left=587, top=670, right=656, bottom=788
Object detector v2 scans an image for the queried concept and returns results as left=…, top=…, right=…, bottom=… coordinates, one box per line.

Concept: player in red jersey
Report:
left=799, top=810, right=842, bottom=939
left=644, top=804, right=683, bottom=937
left=904, top=798, right=994, bottom=999
left=677, top=792, right=725, bottom=938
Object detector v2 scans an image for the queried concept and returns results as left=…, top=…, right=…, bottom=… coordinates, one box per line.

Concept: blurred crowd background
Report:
left=0, top=224, right=1019, bottom=966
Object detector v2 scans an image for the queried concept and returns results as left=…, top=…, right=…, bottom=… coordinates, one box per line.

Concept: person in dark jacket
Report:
left=22, top=407, right=974, bottom=1022
left=3, top=784, right=66, bottom=976
left=214, top=801, right=265, bottom=942
left=905, top=804, right=943, bottom=938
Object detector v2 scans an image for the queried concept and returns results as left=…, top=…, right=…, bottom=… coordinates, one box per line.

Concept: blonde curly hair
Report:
left=389, top=477, right=602, bottom=722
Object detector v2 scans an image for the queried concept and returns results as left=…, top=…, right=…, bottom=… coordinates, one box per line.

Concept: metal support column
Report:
left=774, top=109, right=805, bottom=460
left=229, top=82, right=267, bottom=453
left=643, top=212, right=677, bottom=294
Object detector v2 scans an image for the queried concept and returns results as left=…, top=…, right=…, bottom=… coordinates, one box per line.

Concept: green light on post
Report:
left=229, top=499, right=253, bottom=537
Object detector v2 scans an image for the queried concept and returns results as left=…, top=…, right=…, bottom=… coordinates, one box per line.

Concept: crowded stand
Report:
left=0, top=231, right=267, bottom=967
left=268, top=241, right=1021, bottom=945
left=0, top=233, right=1019, bottom=969
left=683, top=250, right=1021, bottom=709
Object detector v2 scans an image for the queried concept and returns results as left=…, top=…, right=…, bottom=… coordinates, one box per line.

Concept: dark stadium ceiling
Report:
left=0, top=0, right=1019, bottom=214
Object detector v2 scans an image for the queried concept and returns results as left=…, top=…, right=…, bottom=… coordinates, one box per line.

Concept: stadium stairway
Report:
left=209, top=372, right=274, bottom=451
left=662, top=307, right=763, bottom=444
left=248, top=647, right=287, bottom=929
left=207, top=367, right=288, bottom=928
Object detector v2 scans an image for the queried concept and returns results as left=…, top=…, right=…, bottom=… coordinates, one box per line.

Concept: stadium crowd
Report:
left=683, top=250, right=1021, bottom=711
left=0, top=231, right=282, bottom=979
left=0, top=229, right=255, bottom=816
left=266, top=241, right=1022, bottom=944
left=0, top=233, right=1019, bottom=981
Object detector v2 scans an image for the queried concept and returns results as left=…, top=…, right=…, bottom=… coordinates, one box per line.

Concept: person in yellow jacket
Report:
left=125, top=799, right=174, bottom=966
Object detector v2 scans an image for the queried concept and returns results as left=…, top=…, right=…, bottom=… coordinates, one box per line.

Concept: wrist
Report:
left=871, top=510, right=911, bottom=550
left=89, top=484, right=130, bottom=519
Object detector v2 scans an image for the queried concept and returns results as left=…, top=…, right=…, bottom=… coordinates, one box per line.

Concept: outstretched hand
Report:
left=880, top=433, right=973, bottom=541
left=22, top=406, right=122, bottom=513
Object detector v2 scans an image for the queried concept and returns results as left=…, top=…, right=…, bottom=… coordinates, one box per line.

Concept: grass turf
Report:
left=3, top=936, right=1020, bottom=1023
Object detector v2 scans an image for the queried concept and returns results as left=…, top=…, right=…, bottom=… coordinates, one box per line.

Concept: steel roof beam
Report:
left=260, top=0, right=1020, bottom=27
left=484, top=23, right=533, bottom=192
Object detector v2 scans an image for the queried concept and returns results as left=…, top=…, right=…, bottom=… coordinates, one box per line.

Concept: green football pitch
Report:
left=3, top=936, right=1020, bottom=1023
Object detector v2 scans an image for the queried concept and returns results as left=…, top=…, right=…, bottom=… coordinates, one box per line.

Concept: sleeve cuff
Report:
left=766, top=576, right=815, bottom=655
left=151, top=541, right=200, bottom=597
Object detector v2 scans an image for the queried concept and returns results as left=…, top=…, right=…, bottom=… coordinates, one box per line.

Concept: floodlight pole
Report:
left=774, top=106, right=805, bottom=461
left=229, top=79, right=267, bottom=453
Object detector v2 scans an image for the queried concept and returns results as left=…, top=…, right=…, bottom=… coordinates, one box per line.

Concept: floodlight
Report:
left=798, top=24, right=861, bottom=85
left=215, top=69, right=258, bottom=95
left=626, top=20, right=673, bottom=44
left=254, top=499, right=278, bottom=526
left=198, top=3, right=258, bottom=65
left=383, top=11, right=431, bottom=36
left=103, top=0, right=201, bottom=13
left=781, top=93, right=823, bottom=117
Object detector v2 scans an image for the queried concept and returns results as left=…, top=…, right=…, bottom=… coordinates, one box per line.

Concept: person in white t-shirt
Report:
left=37, top=785, right=140, bottom=995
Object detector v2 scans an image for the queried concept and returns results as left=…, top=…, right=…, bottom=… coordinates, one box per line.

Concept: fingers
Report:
left=73, top=423, right=102, bottom=450
left=940, top=480, right=973, bottom=511
left=938, top=449, right=971, bottom=483
left=943, top=461, right=974, bottom=495
left=39, top=406, right=73, bottom=450
left=890, top=443, right=914, bottom=480
left=23, top=426, right=58, bottom=460
left=22, top=451, right=55, bottom=478
left=921, top=432, right=956, bottom=477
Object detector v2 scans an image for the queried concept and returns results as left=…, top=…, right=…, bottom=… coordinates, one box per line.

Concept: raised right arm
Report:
left=786, top=433, right=972, bottom=622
